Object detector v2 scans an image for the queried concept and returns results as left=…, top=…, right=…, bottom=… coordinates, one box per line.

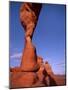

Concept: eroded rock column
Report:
left=19, top=3, right=42, bottom=87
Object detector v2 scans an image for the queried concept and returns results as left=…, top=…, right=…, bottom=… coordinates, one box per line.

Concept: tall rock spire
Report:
left=20, top=3, right=42, bottom=72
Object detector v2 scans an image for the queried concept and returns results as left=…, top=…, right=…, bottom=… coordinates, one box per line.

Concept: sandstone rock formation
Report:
left=17, top=2, right=42, bottom=87
left=10, top=3, right=42, bottom=88
left=10, top=2, right=64, bottom=89
left=20, top=3, right=42, bottom=72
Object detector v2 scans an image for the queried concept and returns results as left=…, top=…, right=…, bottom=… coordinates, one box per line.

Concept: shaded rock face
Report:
left=37, top=57, right=48, bottom=86
left=37, top=66, right=45, bottom=82
left=44, top=61, right=56, bottom=86
left=37, top=57, right=44, bottom=81
left=44, top=61, right=54, bottom=75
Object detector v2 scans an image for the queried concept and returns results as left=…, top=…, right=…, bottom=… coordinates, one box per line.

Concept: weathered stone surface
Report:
left=44, top=61, right=56, bottom=86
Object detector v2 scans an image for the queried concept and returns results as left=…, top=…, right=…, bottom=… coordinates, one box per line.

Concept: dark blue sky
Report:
left=9, top=2, right=66, bottom=75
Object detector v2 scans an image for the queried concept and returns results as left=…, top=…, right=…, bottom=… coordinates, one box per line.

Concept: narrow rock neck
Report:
left=25, top=36, right=32, bottom=43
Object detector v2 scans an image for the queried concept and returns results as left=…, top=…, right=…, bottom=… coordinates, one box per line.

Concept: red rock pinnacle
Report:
left=20, top=3, right=42, bottom=72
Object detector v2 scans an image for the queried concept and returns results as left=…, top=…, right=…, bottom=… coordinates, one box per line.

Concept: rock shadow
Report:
left=43, top=68, right=57, bottom=86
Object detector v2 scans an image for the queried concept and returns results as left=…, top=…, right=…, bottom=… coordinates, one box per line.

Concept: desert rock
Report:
left=20, top=3, right=42, bottom=71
